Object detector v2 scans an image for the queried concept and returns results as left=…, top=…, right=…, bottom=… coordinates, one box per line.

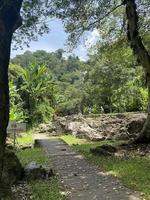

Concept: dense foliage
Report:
left=9, top=62, right=56, bottom=124
left=10, top=38, right=148, bottom=125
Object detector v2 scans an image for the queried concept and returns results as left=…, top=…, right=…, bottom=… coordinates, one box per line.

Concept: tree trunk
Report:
left=0, top=22, right=11, bottom=199
left=0, top=23, right=12, bottom=200
left=126, top=0, right=150, bottom=143
left=133, top=74, right=150, bottom=143
left=0, top=1, right=23, bottom=197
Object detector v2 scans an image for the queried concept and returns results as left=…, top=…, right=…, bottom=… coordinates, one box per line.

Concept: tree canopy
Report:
left=0, top=0, right=150, bottom=197
left=10, top=44, right=148, bottom=121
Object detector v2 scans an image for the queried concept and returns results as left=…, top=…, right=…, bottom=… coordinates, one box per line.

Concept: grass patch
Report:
left=16, top=148, right=66, bottom=200
left=16, top=130, right=33, bottom=146
left=29, top=179, right=65, bottom=200
left=71, top=142, right=150, bottom=200
left=59, top=135, right=92, bottom=145
left=58, top=134, right=124, bottom=146
left=16, top=148, right=50, bottom=166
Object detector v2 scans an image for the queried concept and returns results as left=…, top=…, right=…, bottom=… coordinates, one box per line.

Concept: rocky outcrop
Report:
left=127, top=115, right=146, bottom=136
left=67, top=121, right=105, bottom=141
left=35, top=113, right=146, bottom=141
left=54, top=113, right=146, bottom=141
left=36, top=122, right=62, bottom=136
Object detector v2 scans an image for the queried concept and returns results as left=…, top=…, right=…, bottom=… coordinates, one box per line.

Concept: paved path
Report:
left=37, top=139, right=140, bottom=200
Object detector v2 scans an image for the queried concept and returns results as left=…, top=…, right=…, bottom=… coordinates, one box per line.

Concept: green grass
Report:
left=59, top=135, right=92, bottom=145
left=16, top=130, right=33, bottom=146
left=58, top=134, right=124, bottom=146
left=58, top=135, right=150, bottom=200
left=29, top=179, right=65, bottom=200
left=16, top=148, right=50, bottom=166
left=16, top=148, right=66, bottom=200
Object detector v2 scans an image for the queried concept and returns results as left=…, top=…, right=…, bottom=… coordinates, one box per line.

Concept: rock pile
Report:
left=35, top=113, right=146, bottom=141
left=36, top=122, right=62, bottom=136
left=54, top=113, right=146, bottom=141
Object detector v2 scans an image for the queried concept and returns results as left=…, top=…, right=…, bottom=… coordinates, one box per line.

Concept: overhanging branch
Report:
left=86, top=2, right=124, bottom=30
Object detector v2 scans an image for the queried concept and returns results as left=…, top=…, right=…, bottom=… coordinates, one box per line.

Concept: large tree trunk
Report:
left=126, top=0, right=150, bottom=143
left=0, top=1, right=23, bottom=197
left=133, top=74, right=150, bottom=143
left=0, top=30, right=12, bottom=198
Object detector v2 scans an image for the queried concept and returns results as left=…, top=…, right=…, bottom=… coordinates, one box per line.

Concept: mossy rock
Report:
left=90, top=144, right=117, bottom=156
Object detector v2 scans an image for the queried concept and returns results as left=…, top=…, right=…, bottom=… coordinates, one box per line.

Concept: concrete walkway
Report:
left=37, top=139, right=140, bottom=200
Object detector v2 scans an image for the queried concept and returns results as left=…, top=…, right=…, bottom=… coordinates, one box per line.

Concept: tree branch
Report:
left=86, top=2, right=124, bottom=30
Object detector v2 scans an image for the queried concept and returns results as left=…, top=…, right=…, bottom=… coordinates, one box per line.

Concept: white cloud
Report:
left=11, top=19, right=90, bottom=61
left=74, top=45, right=89, bottom=61
left=85, top=29, right=100, bottom=48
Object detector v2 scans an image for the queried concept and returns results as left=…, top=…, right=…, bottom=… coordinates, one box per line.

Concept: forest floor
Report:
left=9, top=132, right=150, bottom=200
left=12, top=147, right=66, bottom=200
left=6, top=132, right=66, bottom=200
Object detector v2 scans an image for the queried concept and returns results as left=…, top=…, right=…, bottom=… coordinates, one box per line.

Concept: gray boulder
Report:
left=38, top=123, right=53, bottom=133
left=24, top=161, right=54, bottom=181
left=90, top=144, right=117, bottom=156
left=77, top=125, right=105, bottom=141
left=67, top=121, right=105, bottom=141
left=127, top=115, right=146, bottom=137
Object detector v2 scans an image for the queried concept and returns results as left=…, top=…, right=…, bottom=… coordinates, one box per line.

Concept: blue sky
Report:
left=11, top=19, right=91, bottom=61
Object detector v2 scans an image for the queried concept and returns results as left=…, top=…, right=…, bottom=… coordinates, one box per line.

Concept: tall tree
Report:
left=0, top=1, right=23, bottom=195
left=126, top=0, right=150, bottom=143
left=20, top=63, right=56, bottom=124
left=0, top=0, right=51, bottom=196
left=51, top=0, right=150, bottom=143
